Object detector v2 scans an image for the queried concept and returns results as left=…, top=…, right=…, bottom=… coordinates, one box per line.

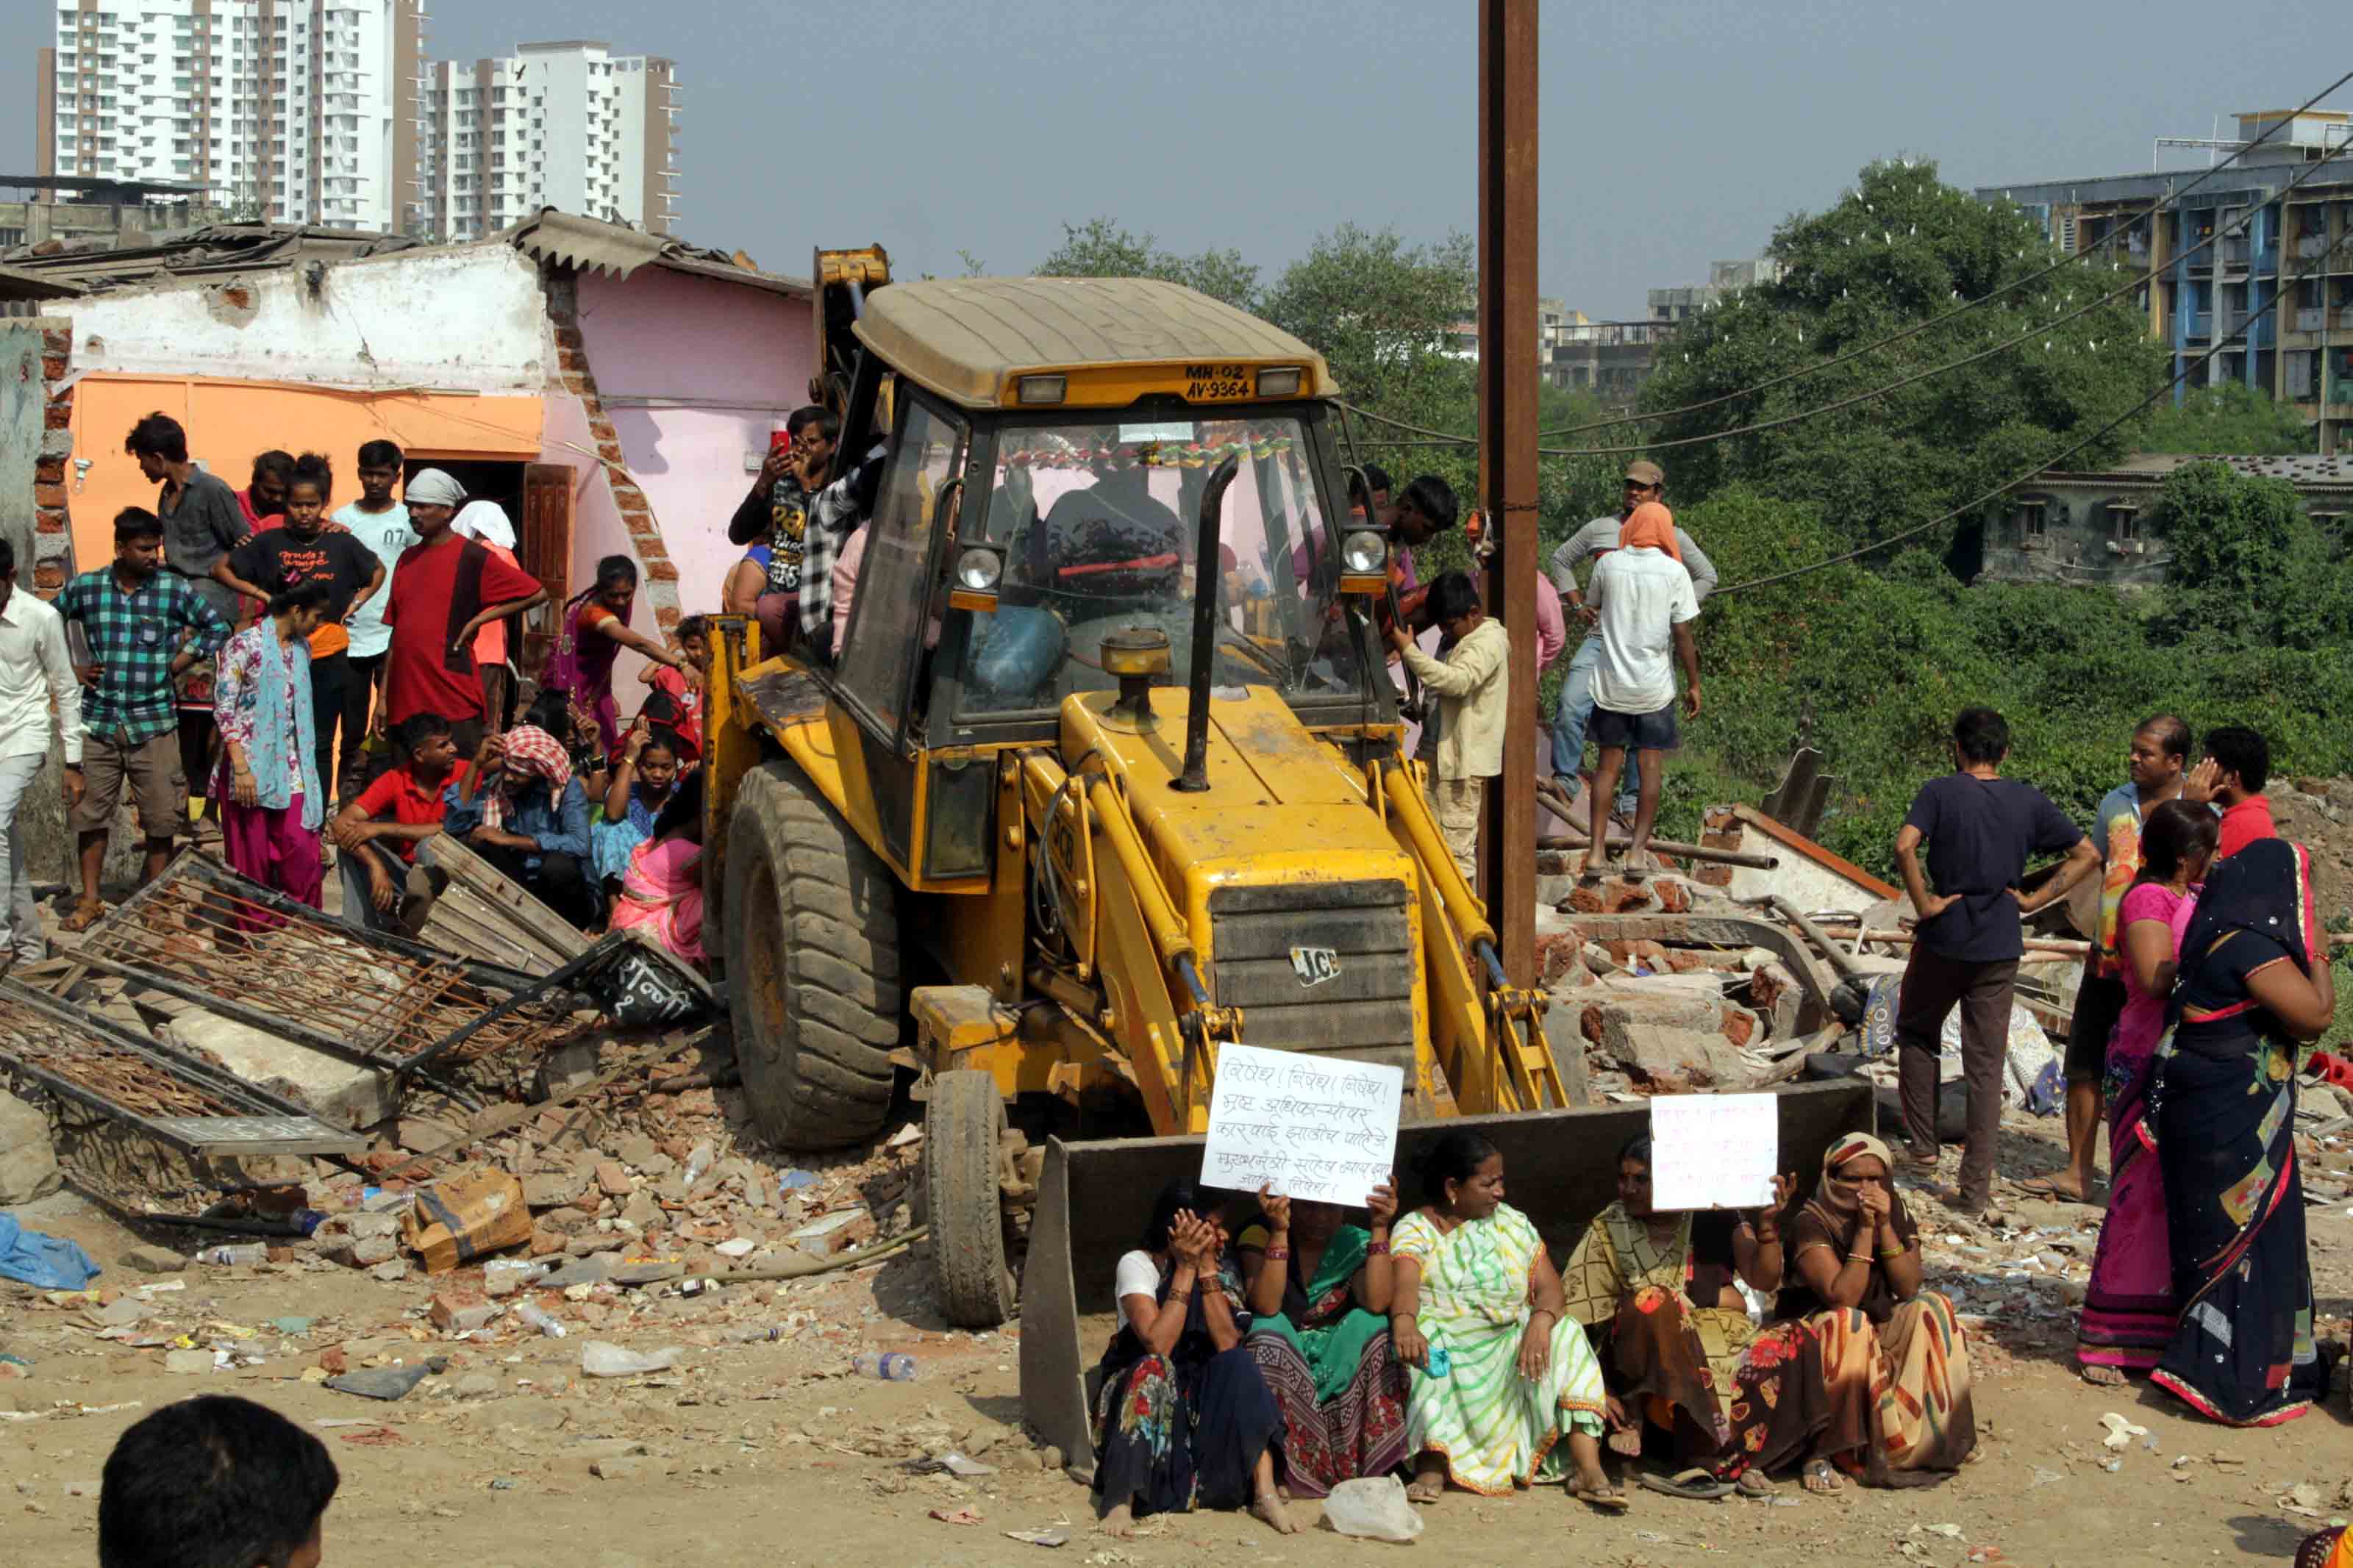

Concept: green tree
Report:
left=1035, top=218, right=1260, bottom=312
left=2154, top=461, right=2342, bottom=648
left=2138, top=382, right=2313, bottom=456
left=1632, top=160, right=2168, bottom=548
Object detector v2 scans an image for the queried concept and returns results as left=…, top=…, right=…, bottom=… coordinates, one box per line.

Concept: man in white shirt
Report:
left=333, top=440, right=416, bottom=794
left=1547, top=461, right=1716, bottom=817
left=1581, top=503, right=1700, bottom=880
left=1387, top=572, right=1508, bottom=884
left=0, top=536, right=85, bottom=969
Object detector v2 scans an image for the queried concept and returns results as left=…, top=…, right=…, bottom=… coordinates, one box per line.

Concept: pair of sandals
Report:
left=1636, top=1467, right=1782, bottom=1501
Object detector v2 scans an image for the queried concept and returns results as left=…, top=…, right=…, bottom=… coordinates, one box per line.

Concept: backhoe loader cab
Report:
left=703, top=273, right=1581, bottom=1334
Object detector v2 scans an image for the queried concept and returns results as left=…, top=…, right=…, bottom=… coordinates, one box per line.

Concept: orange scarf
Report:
left=1618, top=501, right=1682, bottom=561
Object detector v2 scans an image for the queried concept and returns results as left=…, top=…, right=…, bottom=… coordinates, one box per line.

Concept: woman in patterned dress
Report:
left=1725, top=1133, right=1977, bottom=1491
left=1089, top=1181, right=1292, bottom=1538
left=1389, top=1131, right=1621, bottom=1511
left=1560, top=1134, right=1794, bottom=1497
left=1235, top=1180, right=1409, bottom=1498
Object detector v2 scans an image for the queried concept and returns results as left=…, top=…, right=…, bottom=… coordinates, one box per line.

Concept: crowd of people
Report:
left=0, top=411, right=725, bottom=977
left=1086, top=1125, right=1979, bottom=1535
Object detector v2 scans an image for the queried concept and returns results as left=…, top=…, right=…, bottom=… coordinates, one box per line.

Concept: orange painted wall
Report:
left=68, top=373, right=545, bottom=571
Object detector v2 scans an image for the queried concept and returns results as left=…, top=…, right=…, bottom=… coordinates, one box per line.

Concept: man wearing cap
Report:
left=1546, top=462, right=1715, bottom=819
left=379, top=469, right=547, bottom=758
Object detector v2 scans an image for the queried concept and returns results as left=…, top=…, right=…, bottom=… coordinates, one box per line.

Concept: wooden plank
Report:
left=520, top=462, right=574, bottom=673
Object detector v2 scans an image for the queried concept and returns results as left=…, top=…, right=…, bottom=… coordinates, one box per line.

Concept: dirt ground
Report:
left=6, top=1103, right=2353, bottom=1568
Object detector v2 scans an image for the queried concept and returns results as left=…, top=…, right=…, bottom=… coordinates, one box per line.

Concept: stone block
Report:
left=166, top=1009, right=393, bottom=1128
left=1604, top=1025, right=1734, bottom=1093
left=0, top=1093, right=61, bottom=1204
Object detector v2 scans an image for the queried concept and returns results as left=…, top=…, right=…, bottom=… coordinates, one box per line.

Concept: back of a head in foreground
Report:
left=100, top=1395, right=339, bottom=1568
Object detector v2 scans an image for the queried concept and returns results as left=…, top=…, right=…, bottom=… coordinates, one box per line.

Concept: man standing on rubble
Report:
left=0, top=536, right=82, bottom=973
left=2025, top=715, right=2190, bottom=1205
left=1892, top=708, right=2100, bottom=1217
left=1547, top=462, right=1715, bottom=818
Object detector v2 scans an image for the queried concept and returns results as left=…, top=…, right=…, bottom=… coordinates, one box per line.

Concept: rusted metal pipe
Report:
left=1537, top=832, right=1782, bottom=872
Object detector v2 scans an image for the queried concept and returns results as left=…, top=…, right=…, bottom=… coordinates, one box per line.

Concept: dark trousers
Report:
left=1895, top=945, right=2020, bottom=1209
left=310, top=650, right=350, bottom=807
left=476, top=840, right=598, bottom=931
left=342, top=652, right=385, bottom=801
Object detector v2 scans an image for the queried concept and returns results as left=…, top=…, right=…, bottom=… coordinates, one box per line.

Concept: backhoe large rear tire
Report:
left=724, top=760, right=899, bottom=1148
left=926, top=1069, right=1019, bottom=1328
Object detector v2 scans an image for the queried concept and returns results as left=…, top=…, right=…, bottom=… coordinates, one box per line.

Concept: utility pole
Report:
left=1476, top=0, right=1538, bottom=989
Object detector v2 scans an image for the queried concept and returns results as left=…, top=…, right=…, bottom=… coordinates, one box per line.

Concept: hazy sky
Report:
left=7, top=0, right=2349, bottom=318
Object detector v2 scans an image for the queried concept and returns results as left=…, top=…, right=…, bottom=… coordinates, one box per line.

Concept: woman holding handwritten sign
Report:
left=1560, top=1134, right=1795, bottom=1499
left=1389, top=1133, right=1620, bottom=1511
left=1235, top=1179, right=1408, bottom=1499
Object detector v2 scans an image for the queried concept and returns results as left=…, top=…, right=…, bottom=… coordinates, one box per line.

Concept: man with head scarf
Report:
left=379, top=469, right=546, bottom=759
left=1546, top=462, right=1716, bottom=820
left=1578, top=501, right=1701, bottom=882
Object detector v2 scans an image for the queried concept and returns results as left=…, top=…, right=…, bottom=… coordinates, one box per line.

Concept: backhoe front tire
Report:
left=724, top=760, right=899, bottom=1149
left=926, top=1069, right=1018, bottom=1328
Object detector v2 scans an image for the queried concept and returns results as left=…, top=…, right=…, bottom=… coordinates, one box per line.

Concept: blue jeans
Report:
left=1550, top=634, right=1638, bottom=812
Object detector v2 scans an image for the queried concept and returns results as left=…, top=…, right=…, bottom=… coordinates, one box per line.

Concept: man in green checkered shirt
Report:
left=54, top=507, right=231, bottom=930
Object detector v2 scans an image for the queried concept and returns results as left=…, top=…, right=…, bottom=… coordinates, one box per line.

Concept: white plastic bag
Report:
left=1321, top=1475, right=1424, bottom=1542
left=580, top=1340, right=682, bottom=1377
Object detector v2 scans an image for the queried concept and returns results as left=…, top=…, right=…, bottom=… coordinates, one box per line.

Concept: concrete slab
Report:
left=163, top=1007, right=394, bottom=1128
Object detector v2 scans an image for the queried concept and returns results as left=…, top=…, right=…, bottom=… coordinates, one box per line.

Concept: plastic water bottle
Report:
left=683, top=1140, right=717, bottom=1189
left=852, top=1351, right=917, bottom=1381
left=198, top=1243, right=268, bottom=1267
left=513, top=1302, right=565, bottom=1338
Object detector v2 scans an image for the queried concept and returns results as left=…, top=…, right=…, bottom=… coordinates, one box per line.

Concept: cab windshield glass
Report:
left=951, top=413, right=1371, bottom=716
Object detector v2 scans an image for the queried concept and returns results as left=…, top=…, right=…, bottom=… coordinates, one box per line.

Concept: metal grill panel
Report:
left=1207, top=878, right=1415, bottom=1073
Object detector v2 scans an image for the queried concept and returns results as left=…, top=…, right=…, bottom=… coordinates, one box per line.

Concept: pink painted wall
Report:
left=574, top=266, right=813, bottom=620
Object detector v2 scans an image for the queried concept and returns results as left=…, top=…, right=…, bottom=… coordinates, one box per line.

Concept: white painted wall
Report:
left=65, top=246, right=560, bottom=392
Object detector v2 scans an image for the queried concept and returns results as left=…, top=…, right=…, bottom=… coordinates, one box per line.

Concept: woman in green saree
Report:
left=1236, top=1180, right=1408, bottom=1498
left=1390, top=1131, right=1623, bottom=1511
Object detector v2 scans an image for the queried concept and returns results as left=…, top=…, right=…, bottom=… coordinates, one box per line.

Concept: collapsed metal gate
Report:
left=0, top=979, right=365, bottom=1159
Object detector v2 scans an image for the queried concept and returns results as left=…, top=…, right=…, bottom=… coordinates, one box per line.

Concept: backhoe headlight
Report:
left=954, top=547, right=1004, bottom=592
left=1340, top=530, right=1387, bottom=575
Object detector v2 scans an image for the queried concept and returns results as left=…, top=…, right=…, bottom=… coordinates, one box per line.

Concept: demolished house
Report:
left=10, top=210, right=812, bottom=673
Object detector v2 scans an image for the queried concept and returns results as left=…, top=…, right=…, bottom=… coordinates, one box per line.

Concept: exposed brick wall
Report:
left=33, top=318, right=76, bottom=597
left=540, top=272, right=685, bottom=642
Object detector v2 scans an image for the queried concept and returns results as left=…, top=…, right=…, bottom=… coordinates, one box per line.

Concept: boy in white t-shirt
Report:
left=333, top=440, right=417, bottom=798
left=1582, top=501, right=1701, bottom=880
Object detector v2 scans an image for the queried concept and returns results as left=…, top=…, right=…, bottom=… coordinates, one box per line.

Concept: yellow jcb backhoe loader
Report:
left=701, top=250, right=1872, bottom=1466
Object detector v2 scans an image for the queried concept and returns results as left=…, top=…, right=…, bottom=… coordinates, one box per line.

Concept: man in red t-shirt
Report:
left=379, top=469, right=546, bottom=756
left=2184, top=723, right=2278, bottom=859
left=329, top=710, right=471, bottom=932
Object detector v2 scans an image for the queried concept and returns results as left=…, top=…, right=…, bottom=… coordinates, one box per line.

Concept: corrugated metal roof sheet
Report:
left=0, top=262, right=85, bottom=301
left=1, top=223, right=421, bottom=293
left=852, top=276, right=1333, bottom=408
left=501, top=209, right=807, bottom=296
left=2043, top=452, right=2353, bottom=491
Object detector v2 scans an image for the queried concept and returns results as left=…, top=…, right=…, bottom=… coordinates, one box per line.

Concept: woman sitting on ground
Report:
left=607, top=770, right=706, bottom=970
left=1560, top=1134, right=1793, bottom=1497
left=591, top=717, right=681, bottom=893
left=2146, top=837, right=2332, bottom=1426
left=1728, top=1133, right=1976, bottom=1490
left=1235, top=1179, right=1408, bottom=1499
left=1390, top=1131, right=1620, bottom=1510
left=1090, top=1181, right=1293, bottom=1538
left=2076, top=798, right=2215, bottom=1385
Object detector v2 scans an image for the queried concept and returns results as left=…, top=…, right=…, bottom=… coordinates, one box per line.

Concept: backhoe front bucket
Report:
left=1018, top=1078, right=1875, bottom=1473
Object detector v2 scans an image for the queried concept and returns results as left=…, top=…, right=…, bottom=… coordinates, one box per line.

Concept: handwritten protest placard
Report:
left=1648, top=1093, right=1777, bottom=1211
left=1198, top=1043, right=1402, bottom=1206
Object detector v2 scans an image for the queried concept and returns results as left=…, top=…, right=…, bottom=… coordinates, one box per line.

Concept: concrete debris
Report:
left=0, top=1091, right=63, bottom=1205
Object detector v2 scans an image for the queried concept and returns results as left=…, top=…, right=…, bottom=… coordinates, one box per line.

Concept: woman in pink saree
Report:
left=2076, top=798, right=2216, bottom=1383
left=541, top=555, right=696, bottom=754
left=609, top=770, right=705, bottom=969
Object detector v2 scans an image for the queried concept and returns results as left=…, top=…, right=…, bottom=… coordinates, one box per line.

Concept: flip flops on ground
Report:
left=1637, top=1468, right=1733, bottom=1501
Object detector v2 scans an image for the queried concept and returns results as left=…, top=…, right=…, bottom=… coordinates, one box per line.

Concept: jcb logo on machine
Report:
left=1289, top=947, right=1341, bottom=988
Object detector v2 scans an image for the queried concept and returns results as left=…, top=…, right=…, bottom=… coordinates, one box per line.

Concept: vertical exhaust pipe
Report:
left=1172, top=453, right=1240, bottom=793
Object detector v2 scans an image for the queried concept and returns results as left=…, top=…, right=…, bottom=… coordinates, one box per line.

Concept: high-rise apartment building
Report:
left=37, top=0, right=425, bottom=232
left=33, top=10, right=680, bottom=240
left=419, top=41, right=679, bottom=242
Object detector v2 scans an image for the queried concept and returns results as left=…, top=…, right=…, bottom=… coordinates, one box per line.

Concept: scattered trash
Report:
left=268, top=1317, right=314, bottom=1335
left=929, top=1507, right=984, bottom=1526
left=402, top=1170, right=532, bottom=1274
left=1004, top=1526, right=1071, bottom=1547
left=579, top=1341, right=682, bottom=1378
left=778, top=1169, right=821, bottom=1192
left=2027, top=1467, right=2066, bottom=1489
left=1321, top=1475, right=1424, bottom=1542
left=852, top=1351, right=917, bottom=1381
left=909, top=1452, right=997, bottom=1478
left=324, top=1364, right=435, bottom=1402
left=2099, top=1412, right=2149, bottom=1450
left=336, top=1427, right=405, bottom=1446
left=513, top=1302, right=565, bottom=1339
left=196, top=1243, right=269, bottom=1267
left=714, top=1238, right=757, bottom=1259
left=886, top=1123, right=924, bottom=1148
